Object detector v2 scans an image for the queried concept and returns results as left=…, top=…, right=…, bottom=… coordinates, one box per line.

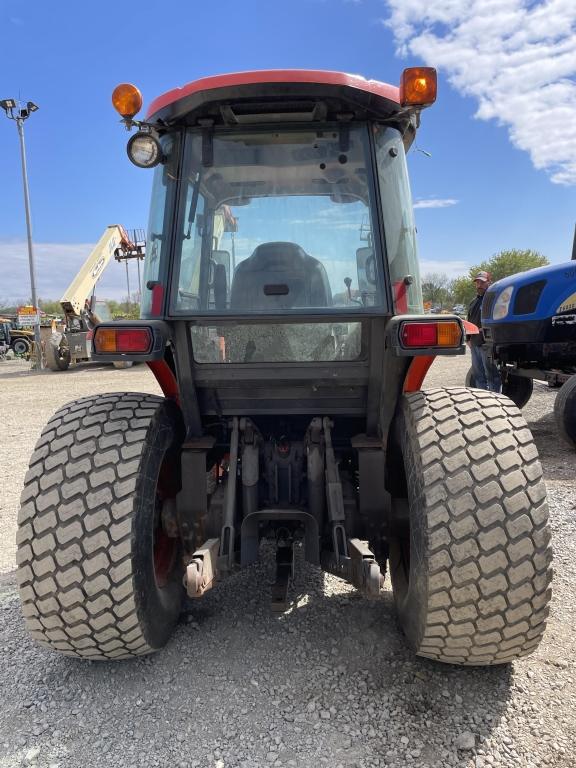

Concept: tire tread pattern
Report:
left=17, top=392, right=166, bottom=660
left=403, top=387, right=552, bottom=665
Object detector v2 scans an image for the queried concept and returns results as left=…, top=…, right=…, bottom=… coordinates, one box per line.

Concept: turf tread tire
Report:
left=390, top=387, right=552, bottom=666
left=17, top=392, right=184, bottom=660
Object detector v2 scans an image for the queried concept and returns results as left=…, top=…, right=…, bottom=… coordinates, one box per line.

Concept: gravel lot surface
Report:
left=0, top=355, right=574, bottom=768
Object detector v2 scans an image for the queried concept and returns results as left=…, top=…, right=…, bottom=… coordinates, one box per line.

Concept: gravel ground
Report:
left=0, top=354, right=575, bottom=768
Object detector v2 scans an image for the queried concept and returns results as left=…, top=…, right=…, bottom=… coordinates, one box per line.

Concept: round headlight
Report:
left=127, top=132, right=162, bottom=168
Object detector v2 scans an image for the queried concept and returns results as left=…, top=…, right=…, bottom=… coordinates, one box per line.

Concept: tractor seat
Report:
left=230, top=242, right=332, bottom=310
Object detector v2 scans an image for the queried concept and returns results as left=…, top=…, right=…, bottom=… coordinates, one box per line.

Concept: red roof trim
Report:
left=146, top=70, right=400, bottom=119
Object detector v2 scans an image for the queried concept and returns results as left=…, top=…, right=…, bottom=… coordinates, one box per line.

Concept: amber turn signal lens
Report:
left=400, top=67, right=437, bottom=108
left=112, top=83, right=143, bottom=118
left=94, top=328, right=118, bottom=353
left=437, top=321, right=462, bottom=347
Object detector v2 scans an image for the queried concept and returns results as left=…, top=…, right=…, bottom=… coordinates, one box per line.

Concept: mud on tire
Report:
left=389, top=387, right=552, bottom=666
left=17, top=393, right=185, bottom=660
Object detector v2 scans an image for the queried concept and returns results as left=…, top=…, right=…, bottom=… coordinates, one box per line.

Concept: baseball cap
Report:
left=473, top=271, right=490, bottom=282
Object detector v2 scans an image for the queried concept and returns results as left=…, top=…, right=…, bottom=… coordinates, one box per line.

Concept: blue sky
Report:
left=0, top=0, right=574, bottom=302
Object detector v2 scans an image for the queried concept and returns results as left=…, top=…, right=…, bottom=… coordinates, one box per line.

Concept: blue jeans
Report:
left=471, top=345, right=502, bottom=392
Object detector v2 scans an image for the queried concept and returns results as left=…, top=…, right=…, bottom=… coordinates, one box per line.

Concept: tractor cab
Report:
left=96, top=71, right=466, bottom=424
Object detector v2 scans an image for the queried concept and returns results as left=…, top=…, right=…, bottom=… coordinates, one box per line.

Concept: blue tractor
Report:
left=479, top=230, right=576, bottom=448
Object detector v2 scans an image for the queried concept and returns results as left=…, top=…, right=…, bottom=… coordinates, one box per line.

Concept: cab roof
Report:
left=146, top=70, right=402, bottom=127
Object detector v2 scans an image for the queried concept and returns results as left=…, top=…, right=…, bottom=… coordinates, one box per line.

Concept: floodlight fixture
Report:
left=0, top=98, right=16, bottom=114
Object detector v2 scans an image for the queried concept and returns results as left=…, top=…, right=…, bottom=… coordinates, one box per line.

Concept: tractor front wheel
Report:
left=17, top=393, right=185, bottom=659
left=554, top=374, right=576, bottom=448
left=389, top=387, right=552, bottom=665
left=502, top=372, right=533, bottom=408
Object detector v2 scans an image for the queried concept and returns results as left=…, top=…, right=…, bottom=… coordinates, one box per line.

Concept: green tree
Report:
left=38, top=298, right=64, bottom=315
left=451, top=276, right=475, bottom=306
left=421, top=272, right=454, bottom=309
left=106, top=297, right=140, bottom=320
left=452, top=249, right=549, bottom=307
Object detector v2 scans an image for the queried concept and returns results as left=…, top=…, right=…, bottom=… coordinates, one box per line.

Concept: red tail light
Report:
left=94, top=327, right=152, bottom=354
left=402, top=322, right=438, bottom=347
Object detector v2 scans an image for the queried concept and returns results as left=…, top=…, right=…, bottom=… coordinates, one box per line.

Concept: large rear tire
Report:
left=554, top=374, right=576, bottom=448
left=389, top=387, right=552, bottom=666
left=17, top=393, right=185, bottom=659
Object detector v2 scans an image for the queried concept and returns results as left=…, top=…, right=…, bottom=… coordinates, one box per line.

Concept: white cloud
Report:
left=383, top=0, right=576, bottom=185
left=0, top=240, right=143, bottom=303
left=414, top=197, right=459, bottom=209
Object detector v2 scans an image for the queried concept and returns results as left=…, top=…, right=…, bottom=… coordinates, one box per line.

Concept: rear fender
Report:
left=403, top=356, right=435, bottom=392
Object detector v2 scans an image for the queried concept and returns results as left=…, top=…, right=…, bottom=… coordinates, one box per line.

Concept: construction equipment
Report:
left=45, top=226, right=144, bottom=370
left=473, top=227, right=576, bottom=447
left=0, top=316, right=34, bottom=358
left=0, top=320, right=11, bottom=358
left=17, top=69, right=552, bottom=666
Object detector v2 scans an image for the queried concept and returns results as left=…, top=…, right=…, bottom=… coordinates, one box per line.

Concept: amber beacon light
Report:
left=112, top=83, right=143, bottom=119
left=400, top=67, right=437, bottom=108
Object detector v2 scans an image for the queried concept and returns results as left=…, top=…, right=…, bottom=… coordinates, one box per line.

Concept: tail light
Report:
left=400, top=320, right=462, bottom=349
left=93, top=327, right=152, bottom=354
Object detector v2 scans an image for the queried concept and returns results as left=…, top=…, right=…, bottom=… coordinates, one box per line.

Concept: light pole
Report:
left=0, top=98, right=42, bottom=369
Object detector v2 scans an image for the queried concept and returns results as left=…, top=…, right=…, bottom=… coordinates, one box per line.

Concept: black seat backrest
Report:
left=230, top=242, right=332, bottom=310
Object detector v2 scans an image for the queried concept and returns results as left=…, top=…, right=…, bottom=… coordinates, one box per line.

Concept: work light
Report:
left=127, top=131, right=163, bottom=168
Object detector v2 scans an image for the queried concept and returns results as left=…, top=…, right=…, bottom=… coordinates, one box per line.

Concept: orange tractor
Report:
left=17, top=68, right=551, bottom=664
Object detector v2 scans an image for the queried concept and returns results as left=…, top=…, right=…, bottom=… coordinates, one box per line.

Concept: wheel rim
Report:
left=387, top=421, right=412, bottom=603
left=153, top=524, right=177, bottom=587
left=14, top=340, right=29, bottom=355
left=153, top=457, right=179, bottom=588
left=389, top=500, right=411, bottom=599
